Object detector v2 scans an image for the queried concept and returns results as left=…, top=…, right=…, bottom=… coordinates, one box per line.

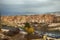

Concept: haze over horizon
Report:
left=1, top=0, right=60, bottom=16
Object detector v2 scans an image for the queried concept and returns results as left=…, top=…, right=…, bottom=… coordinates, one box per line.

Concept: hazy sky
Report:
left=1, top=0, right=60, bottom=15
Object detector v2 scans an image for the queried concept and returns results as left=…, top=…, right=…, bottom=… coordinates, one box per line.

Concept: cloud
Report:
left=1, top=0, right=60, bottom=15
left=1, top=0, right=24, bottom=4
left=1, top=0, right=49, bottom=4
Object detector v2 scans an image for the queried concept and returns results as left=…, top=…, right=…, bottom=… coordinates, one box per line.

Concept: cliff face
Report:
left=1, top=14, right=60, bottom=31
left=1, top=14, right=60, bottom=26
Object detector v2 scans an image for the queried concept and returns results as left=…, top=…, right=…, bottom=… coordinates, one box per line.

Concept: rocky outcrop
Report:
left=1, top=14, right=60, bottom=26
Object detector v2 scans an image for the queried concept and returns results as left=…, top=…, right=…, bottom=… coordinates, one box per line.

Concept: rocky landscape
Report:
left=0, top=12, right=60, bottom=40
left=1, top=13, right=60, bottom=27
